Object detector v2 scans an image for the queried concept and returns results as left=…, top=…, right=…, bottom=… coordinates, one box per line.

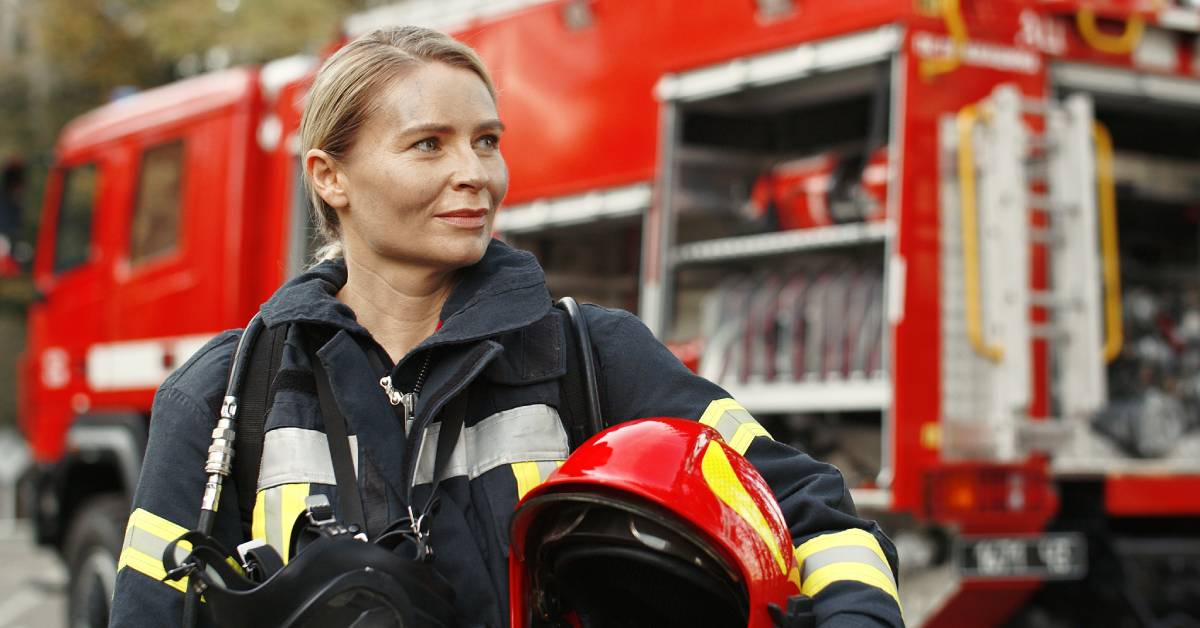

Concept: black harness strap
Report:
left=310, top=355, right=368, bottom=534
left=234, top=323, right=287, bottom=540
left=429, top=392, right=467, bottom=507
left=555, top=297, right=605, bottom=450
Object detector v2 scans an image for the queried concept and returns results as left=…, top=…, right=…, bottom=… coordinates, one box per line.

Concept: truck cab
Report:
left=21, top=61, right=313, bottom=626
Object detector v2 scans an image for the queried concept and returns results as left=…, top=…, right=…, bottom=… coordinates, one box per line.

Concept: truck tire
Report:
left=64, top=494, right=128, bottom=628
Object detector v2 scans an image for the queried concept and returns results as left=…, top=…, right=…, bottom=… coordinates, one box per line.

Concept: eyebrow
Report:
left=398, top=119, right=506, bottom=136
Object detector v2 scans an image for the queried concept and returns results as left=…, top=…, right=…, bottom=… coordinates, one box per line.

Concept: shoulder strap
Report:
left=310, top=355, right=367, bottom=534
left=555, top=297, right=605, bottom=450
left=233, top=323, right=287, bottom=541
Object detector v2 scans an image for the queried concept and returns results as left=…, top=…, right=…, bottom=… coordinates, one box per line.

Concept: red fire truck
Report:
left=19, top=1, right=1200, bottom=625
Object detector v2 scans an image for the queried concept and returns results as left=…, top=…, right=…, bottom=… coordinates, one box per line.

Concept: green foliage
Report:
left=0, top=0, right=377, bottom=239
left=139, top=0, right=349, bottom=64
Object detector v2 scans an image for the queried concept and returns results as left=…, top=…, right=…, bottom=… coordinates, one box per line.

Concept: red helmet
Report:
left=508, top=418, right=804, bottom=628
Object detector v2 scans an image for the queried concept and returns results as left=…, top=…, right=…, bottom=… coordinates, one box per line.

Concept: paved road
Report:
left=0, top=520, right=66, bottom=628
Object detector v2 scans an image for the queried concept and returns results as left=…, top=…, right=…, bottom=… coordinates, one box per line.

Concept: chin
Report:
left=438, top=234, right=490, bottom=268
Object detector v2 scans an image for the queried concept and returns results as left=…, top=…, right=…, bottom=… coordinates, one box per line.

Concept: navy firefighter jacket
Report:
left=110, top=239, right=903, bottom=628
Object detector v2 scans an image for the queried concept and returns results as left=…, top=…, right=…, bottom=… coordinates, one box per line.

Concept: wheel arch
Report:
left=36, top=412, right=147, bottom=549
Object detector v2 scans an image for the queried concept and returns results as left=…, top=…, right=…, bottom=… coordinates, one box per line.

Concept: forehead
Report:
left=370, top=61, right=497, bottom=128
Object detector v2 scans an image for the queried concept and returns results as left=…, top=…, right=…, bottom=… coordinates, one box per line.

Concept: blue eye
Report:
left=414, top=137, right=440, bottom=152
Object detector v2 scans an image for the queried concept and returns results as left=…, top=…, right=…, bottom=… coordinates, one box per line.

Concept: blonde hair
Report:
left=299, top=26, right=496, bottom=263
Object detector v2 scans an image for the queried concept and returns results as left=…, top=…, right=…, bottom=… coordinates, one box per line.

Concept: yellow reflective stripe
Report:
left=698, top=398, right=772, bottom=455
left=118, top=547, right=187, bottom=593
left=729, top=422, right=771, bottom=454
left=513, top=462, right=542, bottom=499
left=117, top=508, right=189, bottom=592
left=251, top=483, right=310, bottom=564
left=794, top=529, right=900, bottom=607
left=251, top=490, right=267, bottom=544
left=794, top=528, right=890, bottom=571
left=700, top=442, right=789, bottom=577
left=800, top=562, right=901, bottom=606
left=512, top=460, right=566, bottom=500
left=279, top=484, right=310, bottom=564
left=125, top=507, right=187, bottom=543
left=118, top=508, right=244, bottom=594
left=700, top=398, right=743, bottom=427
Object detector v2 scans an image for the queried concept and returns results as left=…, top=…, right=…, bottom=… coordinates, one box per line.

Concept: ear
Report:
left=305, top=149, right=350, bottom=210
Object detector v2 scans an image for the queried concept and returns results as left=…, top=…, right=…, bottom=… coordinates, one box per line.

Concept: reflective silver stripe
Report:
left=127, top=526, right=175, bottom=562
left=800, top=545, right=897, bottom=589
left=534, top=460, right=561, bottom=479
left=413, top=404, right=569, bottom=485
left=699, top=398, right=772, bottom=454
left=258, top=427, right=358, bottom=490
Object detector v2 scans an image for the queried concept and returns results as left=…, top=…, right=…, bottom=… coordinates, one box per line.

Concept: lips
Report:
left=436, top=208, right=488, bottom=218
left=435, top=208, right=488, bottom=229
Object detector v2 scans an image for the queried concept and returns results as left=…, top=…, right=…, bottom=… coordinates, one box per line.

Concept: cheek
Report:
left=364, top=169, right=440, bottom=217
left=489, top=159, right=510, bottom=204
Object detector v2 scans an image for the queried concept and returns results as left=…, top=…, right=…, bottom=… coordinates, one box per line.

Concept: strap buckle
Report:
left=407, top=504, right=435, bottom=561
left=304, top=494, right=367, bottom=541
left=305, top=494, right=338, bottom=528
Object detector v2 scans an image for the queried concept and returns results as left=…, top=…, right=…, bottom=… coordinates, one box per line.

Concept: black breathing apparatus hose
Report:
left=182, top=314, right=267, bottom=628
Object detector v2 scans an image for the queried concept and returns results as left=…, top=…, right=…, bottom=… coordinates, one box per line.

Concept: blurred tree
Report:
left=139, top=0, right=348, bottom=73
left=0, top=0, right=379, bottom=236
left=0, top=0, right=387, bottom=428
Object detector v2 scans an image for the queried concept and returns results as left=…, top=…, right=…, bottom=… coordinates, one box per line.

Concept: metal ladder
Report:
left=952, top=84, right=1122, bottom=460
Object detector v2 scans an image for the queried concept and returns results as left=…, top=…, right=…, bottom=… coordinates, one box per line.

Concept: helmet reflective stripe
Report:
left=512, top=459, right=564, bottom=499
left=793, top=529, right=900, bottom=606
left=119, top=508, right=240, bottom=591
left=699, top=398, right=772, bottom=454
left=700, top=442, right=794, bottom=584
left=251, top=482, right=310, bottom=563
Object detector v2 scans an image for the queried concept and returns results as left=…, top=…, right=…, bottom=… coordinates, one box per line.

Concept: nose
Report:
left=451, top=145, right=489, bottom=192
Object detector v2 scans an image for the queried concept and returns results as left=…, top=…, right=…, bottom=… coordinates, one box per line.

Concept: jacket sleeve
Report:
left=587, top=306, right=903, bottom=628
left=110, top=332, right=246, bottom=628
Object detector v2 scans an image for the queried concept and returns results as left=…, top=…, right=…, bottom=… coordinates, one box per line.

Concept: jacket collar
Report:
left=259, top=239, right=553, bottom=363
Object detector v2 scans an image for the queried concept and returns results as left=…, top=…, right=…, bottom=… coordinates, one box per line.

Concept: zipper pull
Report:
left=379, top=375, right=404, bottom=406
left=400, top=392, right=418, bottom=425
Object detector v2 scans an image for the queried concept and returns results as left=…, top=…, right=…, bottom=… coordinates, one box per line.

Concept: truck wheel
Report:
left=64, top=494, right=128, bottom=628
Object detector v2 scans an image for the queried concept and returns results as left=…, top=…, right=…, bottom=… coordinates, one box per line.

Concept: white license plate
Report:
left=956, top=533, right=1086, bottom=580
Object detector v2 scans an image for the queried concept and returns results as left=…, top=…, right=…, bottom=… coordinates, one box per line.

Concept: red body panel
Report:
left=1106, top=476, right=1200, bottom=516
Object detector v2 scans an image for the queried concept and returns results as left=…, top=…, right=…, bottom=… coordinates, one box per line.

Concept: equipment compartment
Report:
left=650, top=56, right=899, bottom=494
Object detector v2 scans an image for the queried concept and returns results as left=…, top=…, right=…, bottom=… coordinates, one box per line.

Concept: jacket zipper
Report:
left=399, top=342, right=500, bottom=505
left=379, top=351, right=432, bottom=425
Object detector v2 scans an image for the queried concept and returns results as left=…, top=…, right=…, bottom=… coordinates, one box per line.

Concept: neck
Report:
left=337, top=251, right=455, bottom=364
